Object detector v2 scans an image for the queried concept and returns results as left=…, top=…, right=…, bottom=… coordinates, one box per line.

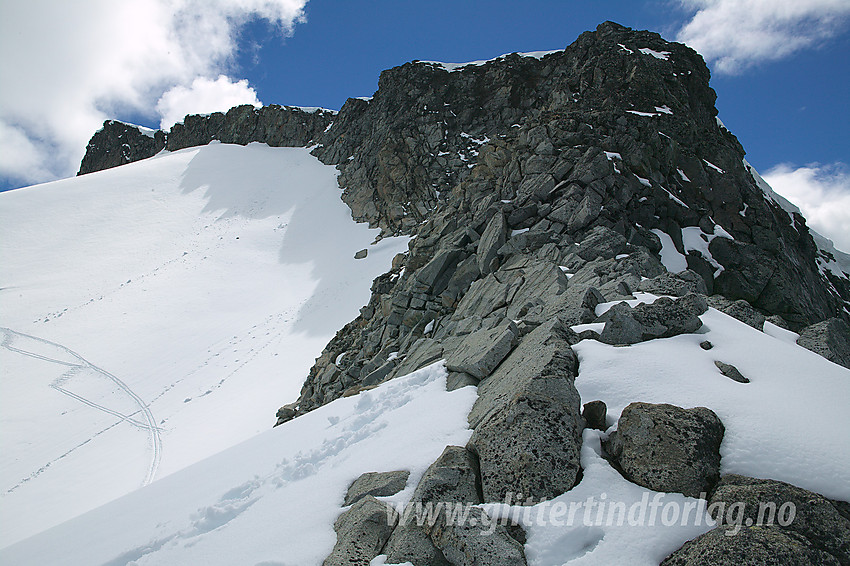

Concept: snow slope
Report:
left=0, top=143, right=409, bottom=546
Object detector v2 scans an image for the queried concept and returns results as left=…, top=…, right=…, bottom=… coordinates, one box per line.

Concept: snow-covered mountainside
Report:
left=3, top=20, right=850, bottom=566
left=0, top=143, right=408, bottom=546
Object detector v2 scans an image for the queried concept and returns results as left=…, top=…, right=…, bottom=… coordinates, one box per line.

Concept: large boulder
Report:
left=604, top=402, right=724, bottom=497
left=468, top=374, right=583, bottom=503
left=323, top=495, right=399, bottom=566
left=429, top=507, right=527, bottom=566
left=796, top=318, right=850, bottom=370
left=598, top=293, right=708, bottom=345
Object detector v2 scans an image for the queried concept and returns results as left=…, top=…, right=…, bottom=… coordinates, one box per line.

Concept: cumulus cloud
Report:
left=763, top=162, right=850, bottom=253
left=157, top=76, right=261, bottom=130
left=676, top=0, right=850, bottom=73
left=0, top=0, right=307, bottom=186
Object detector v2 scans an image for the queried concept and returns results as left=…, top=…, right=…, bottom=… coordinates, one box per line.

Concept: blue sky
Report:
left=1, top=0, right=848, bottom=248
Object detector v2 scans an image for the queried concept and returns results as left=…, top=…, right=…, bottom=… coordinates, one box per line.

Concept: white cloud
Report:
left=676, top=0, right=850, bottom=73
left=763, top=162, right=850, bottom=253
left=157, top=76, right=261, bottom=130
left=0, top=0, right=307, bottom=186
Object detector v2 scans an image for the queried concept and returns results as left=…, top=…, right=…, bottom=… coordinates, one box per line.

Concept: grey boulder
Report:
left=429, top=506, right=527, bottom=566
left=384, top=446, right=480, bottom=566
left=604, top=402, right=724, bottom=498
left=468, top=374, right=583, bottom=503
left=661, top=526, right=840, bottom=566
left=638, top=269, right=708, bottom=297
left=599, top=293, right=708, bottom=345
left=707, top=295, right=766, bottom=330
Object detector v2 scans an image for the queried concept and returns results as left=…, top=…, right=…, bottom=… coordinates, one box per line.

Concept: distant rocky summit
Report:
left=79, top=21, right=850, bottom=565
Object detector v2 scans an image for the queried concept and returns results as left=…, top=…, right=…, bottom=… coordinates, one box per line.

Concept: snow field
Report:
left=0, top=143, right=409, bottom=546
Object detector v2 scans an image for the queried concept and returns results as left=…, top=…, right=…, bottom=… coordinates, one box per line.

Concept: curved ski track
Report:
left=0, top=327, right=162, bottom=486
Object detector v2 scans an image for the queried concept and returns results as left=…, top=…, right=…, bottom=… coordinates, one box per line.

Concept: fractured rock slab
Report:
left=445, top=321, right=518, bottom=380
left=344, top=470, right=410, bottom=506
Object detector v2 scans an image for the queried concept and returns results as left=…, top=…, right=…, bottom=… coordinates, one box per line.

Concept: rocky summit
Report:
left=79, top=21, right=850, bottom=566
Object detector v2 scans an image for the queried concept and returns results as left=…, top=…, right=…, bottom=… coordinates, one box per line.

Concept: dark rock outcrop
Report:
left=604, top=402, right=724, bottom=497
left=78, top=121, right=165, bottom=175
left=78, top=105, right=334, bottom=176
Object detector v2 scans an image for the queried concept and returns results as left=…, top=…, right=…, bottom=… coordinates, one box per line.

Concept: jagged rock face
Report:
left=77, top=105, right=333, bottom=176
left=165, top=104, right=334, bottom=152
left=77, top=121, right=165, bottom=175
left=273, top=22, right=847, bottom=419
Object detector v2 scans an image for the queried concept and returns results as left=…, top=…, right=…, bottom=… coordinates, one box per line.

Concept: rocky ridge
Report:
left=78, top=21, right=850, bottom=566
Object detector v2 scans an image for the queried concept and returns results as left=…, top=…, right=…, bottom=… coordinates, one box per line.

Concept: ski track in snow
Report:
left=0, top=327, right=162, bottom=487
